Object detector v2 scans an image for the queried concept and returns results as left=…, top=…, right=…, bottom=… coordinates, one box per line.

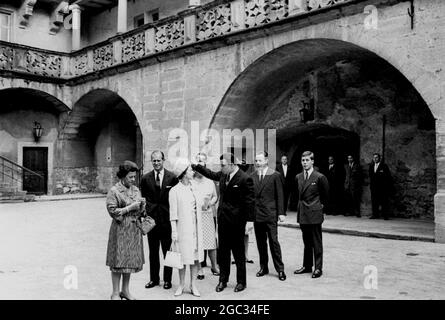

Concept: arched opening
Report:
left=210, top=39, right=436, bottom=219
left=58, top=89, right=143, bottom=194
left=0, top=88, right=70, bottom=195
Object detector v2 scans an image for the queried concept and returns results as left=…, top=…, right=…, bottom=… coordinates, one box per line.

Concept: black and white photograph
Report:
left=0, top=0, right=444, bottom=308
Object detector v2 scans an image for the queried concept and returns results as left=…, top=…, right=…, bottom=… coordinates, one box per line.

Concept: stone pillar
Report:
left=189, top=0, right=201, bottom=8
left=231, top=0, right=246, bottom=31
left=435, top=117, right=445, bottom=243
left=184, top=15, right=196, bottom=44
left=70, top=4, right=82, bottom=51
left=288, top=0, right=308, bottom=16
left=117, top=0, right=128, bottom=34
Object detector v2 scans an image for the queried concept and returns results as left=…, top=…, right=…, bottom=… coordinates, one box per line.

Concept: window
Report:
left=145, top=9, right=159, bottom=23
left=134, top=14, right=144, bottom=28
left=0, top=11, right=11, bottom=42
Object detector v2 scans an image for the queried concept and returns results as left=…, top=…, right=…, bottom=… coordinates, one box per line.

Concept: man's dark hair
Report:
left=301, top=151, right=314, bottom=160
left=220, top=152, right=235, bottom=164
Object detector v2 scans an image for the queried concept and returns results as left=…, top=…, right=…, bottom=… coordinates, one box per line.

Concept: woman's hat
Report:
left=172, top=157, right=190, bottom=177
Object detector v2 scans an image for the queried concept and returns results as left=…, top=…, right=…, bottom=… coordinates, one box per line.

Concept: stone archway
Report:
left=57, top=89, right=143, bottom=194
left=0, top=88, right=71, bottom=195
left=210, top=38, right=436, bottom=222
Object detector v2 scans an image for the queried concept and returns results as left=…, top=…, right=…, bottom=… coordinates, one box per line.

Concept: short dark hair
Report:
left=151, top=150, right=165, bottom=160
left=373, top=153, right=381, bottom=157
left=116, top=160, right=139, bottom=179
left=220, top=152, right=235, bottom=164
left=301, top=151, right=314, bottom=160
left=256, top=151, right=268, bottom=158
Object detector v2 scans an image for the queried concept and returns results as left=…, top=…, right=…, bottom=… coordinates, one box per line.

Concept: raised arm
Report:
left=191, top=164, right=222, bottom=182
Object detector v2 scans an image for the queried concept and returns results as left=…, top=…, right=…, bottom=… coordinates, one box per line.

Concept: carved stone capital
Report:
left=50, top=1, right=69, bottom=35
left=19, top=0, right=38, bottom=29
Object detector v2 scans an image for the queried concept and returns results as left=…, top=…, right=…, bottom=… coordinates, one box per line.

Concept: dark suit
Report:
left=251, top=168, right=285, bottom=273
left=276, top=164, right=292, bottom=214
left=369, top=162, right=392, bottom=219
left=344, top=162, right=362, bottom=217
left=192, top=164, right=255, bottom=286
left=324, top=164, right=344, bottom=215
left=296, top=170, right=329, bottom=271
left=140, top=169, right=178, bottom=284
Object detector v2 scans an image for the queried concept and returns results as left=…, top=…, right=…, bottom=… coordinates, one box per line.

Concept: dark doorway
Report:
left=281, top=126, right=360, bottom=211
left=23, top=147, right=48, bottom=195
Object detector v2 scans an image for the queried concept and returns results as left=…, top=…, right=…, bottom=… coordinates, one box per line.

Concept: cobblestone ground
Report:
left=0, top=198, right=444, bottom=300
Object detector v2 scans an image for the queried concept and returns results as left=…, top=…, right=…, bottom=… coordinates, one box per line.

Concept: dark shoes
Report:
left=145, top=281, right=159, bottom=289
left=312, top=269, right=323, bottom=278
left=294, top=267, right=312, bottom=274
left=369, top=216, right=379, bottom=219
left=215, top=282, right=227, bottom=292
left=211, top=268, right=220, bottom=276
left=256, top=268, right=269, bottom=277
left=197, top=274, right=205, bottom=280
left=246, top=259, right=254, bottom=264
left=234, top=283, right=246, bottom=292
left=163, top=282, right=172, bottom=289
left=278, top=271, right=286, bottom=281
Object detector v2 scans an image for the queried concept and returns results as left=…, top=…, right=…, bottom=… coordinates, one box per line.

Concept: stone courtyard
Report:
left=0, top=198, right=444, bottom=300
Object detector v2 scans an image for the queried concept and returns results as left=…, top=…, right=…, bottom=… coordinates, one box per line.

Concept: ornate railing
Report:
left=0, top=0, right=350, bottom=80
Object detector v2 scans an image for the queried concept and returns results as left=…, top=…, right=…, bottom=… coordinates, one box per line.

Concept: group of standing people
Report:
left=277, top=153, right=393, bottom=220
left=104, top=149, right=391, bottom=299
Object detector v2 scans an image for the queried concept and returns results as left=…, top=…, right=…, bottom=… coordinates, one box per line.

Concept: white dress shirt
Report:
left=282, top=164, right=288, bottom=177
left=154, top=168, right=165, bottom=186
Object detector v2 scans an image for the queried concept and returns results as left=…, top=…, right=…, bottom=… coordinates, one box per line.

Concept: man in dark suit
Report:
left=251, top=152, right=286, bottom=281
left=294, top=151, right=329, bottom=279
left=344, top=154, right=362, bottom=217
left=369, top=153, right=393, bottom=220
left=140, top=150, right=178, bottom=290
left=324, top=155, right=344, bottom=215
left=276, top=155, right=292, bottom=214
left=192, top=153, right=255, bottom=293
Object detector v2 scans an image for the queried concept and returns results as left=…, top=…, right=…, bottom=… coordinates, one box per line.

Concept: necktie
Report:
left=225, top=174, right=230, bottom=186
left=155, top=171, right=160, bottom=188
left=304, top=171, right=308, bottom=181
left=259, top=172, right=263, bottom=183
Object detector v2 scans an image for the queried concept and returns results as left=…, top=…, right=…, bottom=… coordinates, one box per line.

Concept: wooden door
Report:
left=23, top=147, right=48, bottom=195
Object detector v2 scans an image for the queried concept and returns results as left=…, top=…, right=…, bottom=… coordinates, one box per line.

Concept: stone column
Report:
left=70, top=4, right=82, bottom=51
left=117, top=0, right=128, bottom=34
left=435, top=116, right=445, bottom=243
left=189, top=0, right=201, bottom=8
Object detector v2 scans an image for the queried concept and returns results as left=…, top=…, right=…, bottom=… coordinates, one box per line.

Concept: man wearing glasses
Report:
left=141, top=150, right=178, bottom=290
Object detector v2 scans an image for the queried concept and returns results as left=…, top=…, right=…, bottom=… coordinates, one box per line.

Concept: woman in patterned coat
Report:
left=106, top=160, right=145, bottom=300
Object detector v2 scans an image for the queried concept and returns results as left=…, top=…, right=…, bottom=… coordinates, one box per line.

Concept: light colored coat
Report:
left=169, top=181, right=204, bottom=264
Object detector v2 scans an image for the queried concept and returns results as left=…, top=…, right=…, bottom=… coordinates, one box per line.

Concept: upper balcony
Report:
left=0, top=0, right=361, bottom=82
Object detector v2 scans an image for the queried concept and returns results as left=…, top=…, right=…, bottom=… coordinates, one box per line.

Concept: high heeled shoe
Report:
left=211, top=268, right=220, bottom=276
left=119, top=292, right=136, bottom=300
left=174, top=286, right=184, bottom=296
left=190, top=286, right=201, bottom=297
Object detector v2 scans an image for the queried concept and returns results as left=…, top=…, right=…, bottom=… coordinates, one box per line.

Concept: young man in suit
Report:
left=140, top=150, right=178, bottom=290
left=192, top=153, right=255, bottom=293
left=252, top=152, right=286, bottom=281
left=294, top=151, right=329, bottom=279
left=276, top=155, right=292, bottom=214
left=369, top=153, right=393, bottom=220
left=344, top=154, right=362, bottom=217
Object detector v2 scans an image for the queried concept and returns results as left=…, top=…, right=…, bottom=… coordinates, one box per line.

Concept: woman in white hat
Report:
left=169, top=158, right=204, bottom=297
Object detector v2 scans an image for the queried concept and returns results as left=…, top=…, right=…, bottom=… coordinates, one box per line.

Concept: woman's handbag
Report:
left=138, top=216, right=156, bottom=235
left=164, top=242, right=183, bottom=269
